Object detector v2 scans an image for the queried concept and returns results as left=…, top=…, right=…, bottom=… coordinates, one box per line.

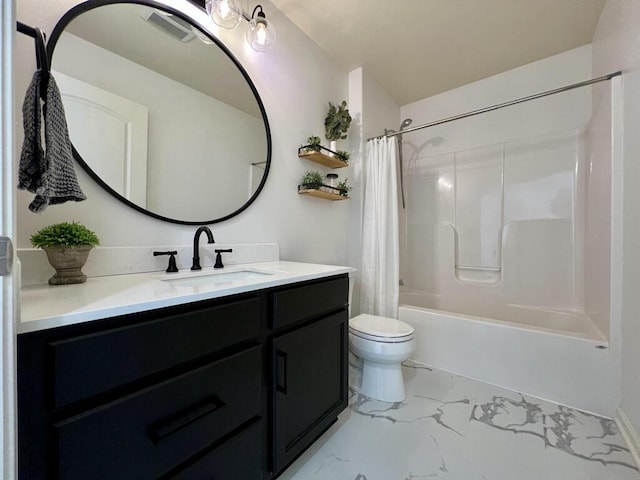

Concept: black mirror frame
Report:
left=46, top=0, right=272, bottom=225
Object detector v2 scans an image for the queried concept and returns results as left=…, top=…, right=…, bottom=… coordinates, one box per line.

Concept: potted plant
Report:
left=334, top=150, right=350, bottom=164
left=324, top=100, right=352, bottom=152
left=337, top=178, right=352, bottom=197
left=30, top=221, right=100, bottom=285
left=305, top=136, right=322, bottom=152
left=300, top=136, right=322, bottom=155
left=300, top=170, right=324, bottom=190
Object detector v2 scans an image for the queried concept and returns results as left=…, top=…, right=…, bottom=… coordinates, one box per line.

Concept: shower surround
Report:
left=396, top=46, right=619, bottom=416
left=400, top=128, right=592, bottom=315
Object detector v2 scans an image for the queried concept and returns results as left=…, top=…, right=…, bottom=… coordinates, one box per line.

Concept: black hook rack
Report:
left=16, top=21, right=49, bottom=100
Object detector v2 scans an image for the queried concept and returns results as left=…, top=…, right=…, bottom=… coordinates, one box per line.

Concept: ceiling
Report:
left=270, top=0, right=606, bottom=106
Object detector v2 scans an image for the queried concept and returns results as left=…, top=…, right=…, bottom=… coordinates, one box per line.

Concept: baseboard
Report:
left=616, top=407, right=640, bottom=470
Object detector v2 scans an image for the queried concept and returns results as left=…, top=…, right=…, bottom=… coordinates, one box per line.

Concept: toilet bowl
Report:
left=349, top=313, right=415, bottom=402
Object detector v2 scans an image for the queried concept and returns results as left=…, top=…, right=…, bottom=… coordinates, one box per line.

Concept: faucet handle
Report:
left=154, top=250, right=179, bottom=273
left=213, top=249, right=233, bottom=269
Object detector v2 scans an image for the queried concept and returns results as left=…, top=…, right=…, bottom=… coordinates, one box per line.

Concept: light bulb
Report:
left=206, top=0, right=242, bottom=29
left=245, top=9, right=275, bottom=53
left=255, top=24, right=267, bottom=45
left=219, top=0, right=231, bottom=19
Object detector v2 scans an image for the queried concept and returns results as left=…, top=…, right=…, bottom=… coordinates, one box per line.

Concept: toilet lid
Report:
left=349, top=314, right=414, bottom=339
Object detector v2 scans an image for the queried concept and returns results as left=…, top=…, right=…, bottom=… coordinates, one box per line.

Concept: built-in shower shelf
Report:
left=298, top=146, right=348, bottom=169
left=297, top=187, right=348, bottom=201
left=455, top=264, right=501, bottom=284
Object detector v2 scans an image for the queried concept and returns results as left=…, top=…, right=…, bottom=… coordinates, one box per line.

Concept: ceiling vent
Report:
left=140, top=8, right=195, bottom=43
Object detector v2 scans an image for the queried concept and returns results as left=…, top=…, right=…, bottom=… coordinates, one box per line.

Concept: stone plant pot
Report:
left=43, top=245, right=93, bottom=285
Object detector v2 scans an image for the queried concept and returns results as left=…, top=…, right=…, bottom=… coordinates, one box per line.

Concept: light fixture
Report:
left=245, top=5, right=276, bottom=53
left=205, top=0, right=242, bottom=29
left=205, top=1, right=276, bottom=53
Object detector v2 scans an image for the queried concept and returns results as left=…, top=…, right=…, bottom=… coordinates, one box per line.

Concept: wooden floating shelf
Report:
left=298, top=148, right=348, bottom=169
left=298, top=188, right=348, bottom=201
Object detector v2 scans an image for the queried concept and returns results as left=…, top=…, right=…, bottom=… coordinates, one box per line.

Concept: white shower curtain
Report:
left=360, top=136, right=400, bottom=318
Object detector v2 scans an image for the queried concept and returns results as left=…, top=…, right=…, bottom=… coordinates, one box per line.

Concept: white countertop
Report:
left=19, top=261, right=353, bottom=334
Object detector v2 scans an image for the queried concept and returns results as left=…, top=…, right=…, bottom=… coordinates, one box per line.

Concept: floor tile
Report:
left=280, top=363, right=640, bottom=480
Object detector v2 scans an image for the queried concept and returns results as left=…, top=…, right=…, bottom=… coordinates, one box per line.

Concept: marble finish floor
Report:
left=280, top=360, right=639, bottom=480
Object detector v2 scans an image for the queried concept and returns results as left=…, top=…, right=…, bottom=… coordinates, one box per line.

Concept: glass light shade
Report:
left=205, top=0, right=242, bottom=29
left=245, top=14, right=276, bottom=53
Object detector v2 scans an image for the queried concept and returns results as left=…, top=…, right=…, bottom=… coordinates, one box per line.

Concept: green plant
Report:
left=334, top=150, right=350, bottom=163
left=306, top=136, right=322, bottom=151
left=301, top=170, right=324, bottom=190
left=30, top=222, right=100, bottom=248
left=324, top=100, right=352, bottom=141
left=337, top=178, right=352, bottom=197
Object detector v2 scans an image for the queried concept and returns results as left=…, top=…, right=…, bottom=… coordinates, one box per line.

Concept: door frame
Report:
left=1, top=0, right=17, bottom=478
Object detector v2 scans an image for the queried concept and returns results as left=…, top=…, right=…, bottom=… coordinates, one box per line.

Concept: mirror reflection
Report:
left=49, top=2, right=270, bottom=223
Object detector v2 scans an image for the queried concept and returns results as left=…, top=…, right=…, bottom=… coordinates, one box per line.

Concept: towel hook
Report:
left=33, top=27, right=49, bottom=100
left=16, top=22, right=50, bottom=100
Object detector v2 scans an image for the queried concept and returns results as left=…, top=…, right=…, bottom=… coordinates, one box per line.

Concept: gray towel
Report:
left=18, top=70, right=44, bottom=193
left=18, top=71, right=86, bottom=213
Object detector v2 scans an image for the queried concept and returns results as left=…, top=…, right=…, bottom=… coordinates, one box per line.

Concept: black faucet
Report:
left=153, top=250, right=179, bottom=273
left=191, top=226, right=215, bottom=270
left=214, top=249, right=233, bottom=269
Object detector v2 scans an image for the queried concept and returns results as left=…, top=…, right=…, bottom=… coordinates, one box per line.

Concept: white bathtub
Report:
left=398, top=296, right=615, bottom=417
left=399, top=290, right=606, bottom=340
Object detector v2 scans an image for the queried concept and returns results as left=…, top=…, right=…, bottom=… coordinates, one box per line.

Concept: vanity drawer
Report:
left=272, top=276, right=348, bottom=330
left=51, top=296, right=264, bottom=409
left=54, top=345, right=262, bottom=480
left=170, top=420, right=263, bottom=479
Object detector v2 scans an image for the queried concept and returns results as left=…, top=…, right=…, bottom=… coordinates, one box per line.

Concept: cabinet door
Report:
left=271, top=310, right=348, bottom=475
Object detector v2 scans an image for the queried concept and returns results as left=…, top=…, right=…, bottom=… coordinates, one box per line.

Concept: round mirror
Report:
left=47, top=0, right=271, bottom=224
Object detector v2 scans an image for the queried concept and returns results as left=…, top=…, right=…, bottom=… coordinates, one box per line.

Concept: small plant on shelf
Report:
left=324, top=100, right=352, bottom=142
left=337, top=178, right=352, bottom=197
left=300, top=170, right=324, bottom=190
left=334, top=150, right=350, bottom=164
left=306, top=136, right=321, bottom=151
left=301, top=135, right=320, bottom=153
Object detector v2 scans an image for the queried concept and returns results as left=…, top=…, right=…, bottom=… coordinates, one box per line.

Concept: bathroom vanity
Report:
left=18, top=263, right=350, bottom=479
left=17, top=0, right=351, bottom=475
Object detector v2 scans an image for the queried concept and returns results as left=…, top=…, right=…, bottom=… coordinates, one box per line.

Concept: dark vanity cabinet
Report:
left=270, top=276, right=349, bottom=476
left=18, top=274, right=349, bottom=479
left=18, top=293, right=267, bottom=480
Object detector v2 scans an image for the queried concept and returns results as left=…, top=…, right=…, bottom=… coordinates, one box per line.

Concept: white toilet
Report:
left=349, top=313, right=415, bottom=402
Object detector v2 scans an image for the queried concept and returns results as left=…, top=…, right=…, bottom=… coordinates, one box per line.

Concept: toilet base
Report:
left=359, top=359, right=406, bottom=402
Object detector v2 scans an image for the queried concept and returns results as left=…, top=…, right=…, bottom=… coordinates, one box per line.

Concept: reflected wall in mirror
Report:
left=48, top=0, right=271, bottom=224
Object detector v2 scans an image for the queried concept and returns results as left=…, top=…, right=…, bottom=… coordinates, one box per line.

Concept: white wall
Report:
left=401, top=46, right=593, bottom=147
left=15, top=0, right=349, bottom=267
left=592, top=0, right=640, bottom=440
left=347, top=67, right=400, bottom=317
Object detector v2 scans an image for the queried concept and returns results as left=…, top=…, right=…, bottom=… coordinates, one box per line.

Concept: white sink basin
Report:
left=160, top=268, right=276, bottom=288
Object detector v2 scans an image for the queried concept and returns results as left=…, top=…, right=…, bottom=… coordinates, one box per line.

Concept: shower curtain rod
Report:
left=369, top=71, right=622, bottom=141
